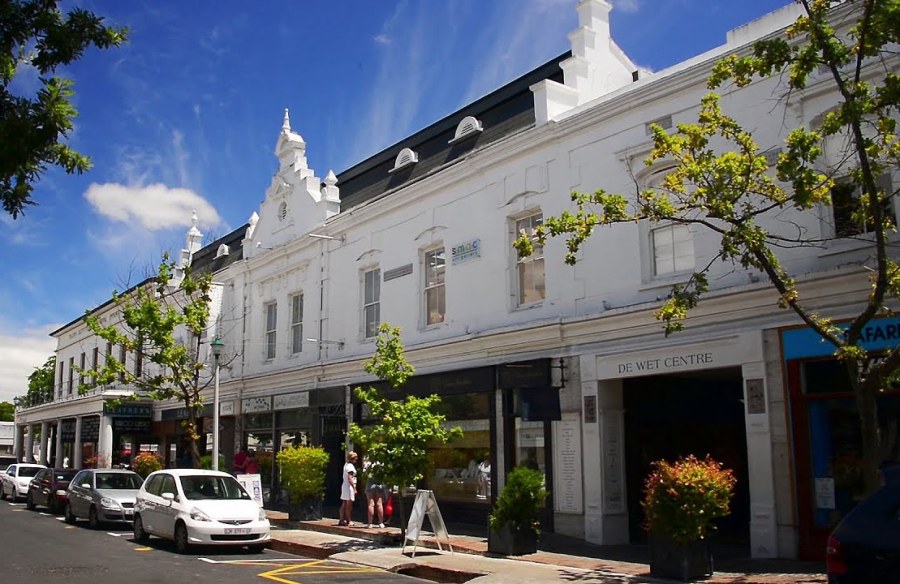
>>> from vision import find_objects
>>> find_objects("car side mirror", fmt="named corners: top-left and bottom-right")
top-left (162, 492), bottom-right (176, 502)
top-left (81, 483), bottom-right (91, 489)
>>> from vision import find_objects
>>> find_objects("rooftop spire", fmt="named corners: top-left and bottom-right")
top-left (282, 108), bottom-right (291, 132)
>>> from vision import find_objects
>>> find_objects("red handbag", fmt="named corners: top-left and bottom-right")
top-left (384, 493), bottom-right (394, 518)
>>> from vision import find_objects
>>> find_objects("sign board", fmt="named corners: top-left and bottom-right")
top-left (403, 489), bottom-right (453, 557)
top-left (236, 474), bottom-right (264, 508)
top-left (450, 239), bottom-right (480, 265)
top-left (274, 391), bottom-right (310, 410)
top-left (242, 396), bottom-right (271, 414)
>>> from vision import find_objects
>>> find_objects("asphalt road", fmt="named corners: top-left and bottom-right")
top-left (0, 498), bottom-right (428, 584)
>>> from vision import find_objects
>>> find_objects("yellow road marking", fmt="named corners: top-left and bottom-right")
top-left (134, 547), bottom-right (153, 552)
top-left (258, 559), bottom-right (381, 583)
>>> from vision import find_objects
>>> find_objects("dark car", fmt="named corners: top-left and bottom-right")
top-left (826, 466), bottom-right (900, 583)
top-left (27, 468), bottom-right (78, 514)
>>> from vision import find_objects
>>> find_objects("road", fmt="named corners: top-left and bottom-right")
top-left (0, 498), bottom-right (428, 584)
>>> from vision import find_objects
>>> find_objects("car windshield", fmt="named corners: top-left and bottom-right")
top-left (95, 472), bottom-right (143, 490)
top-left (179, 475), bottom-right (252, 501)
top-left (18, 467), bottom-right (43, 478)
top-left (54, 470), bottom-right (78, 481)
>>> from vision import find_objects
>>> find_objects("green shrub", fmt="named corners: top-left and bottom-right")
top-left (642, 454), bottom-right (736, 545)
top-left (277, 445), bottom-right (330, 504)
top-left (489, 466), bottom-right (548, 534)
top-left (199, 453), bottom-right (225, 470)
top-left (131, 451), bottom-right (164, 478)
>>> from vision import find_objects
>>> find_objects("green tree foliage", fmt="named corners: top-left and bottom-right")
top-left (82, 255), bottom-right (215, 468)
top-left (23, 354), bottom-right (55, 407)
top-left (0, 401), bottom-right (13, 421)
top-left (514, 1), bottom-right (900, 494)
top-left (348, 323), bottom-right (463, 538)
top-left (1, 0), bottom-right (127, 218)
top-left (277, 445), bottom-right (331, 504)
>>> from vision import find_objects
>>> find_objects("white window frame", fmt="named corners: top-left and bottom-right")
top-left (514, 212), bottom-right (545, 306)
top-left (265, 301), bottom-right (277, 360)
top-left (423, 247), bottom-right (446, 326)
top-left (362, 267), bottom-right (381, 338)
top-left (290, 293), bottom-right (303, 355)
top-left (650, 222), bottom-right (694, 277)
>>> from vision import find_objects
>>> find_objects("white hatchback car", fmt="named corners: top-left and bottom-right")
top-left (1, 463), bottom-right (47, 501)
top-left (133, 469), bottom-right (269, 553)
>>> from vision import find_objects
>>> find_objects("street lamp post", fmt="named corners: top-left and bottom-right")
top-left (210, 337), bottom-right (224, 472)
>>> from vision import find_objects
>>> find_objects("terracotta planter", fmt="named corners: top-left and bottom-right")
top-left (487, 523), bottom-right (537, 556)
top-left (649, 534), bottom-right (713, 581)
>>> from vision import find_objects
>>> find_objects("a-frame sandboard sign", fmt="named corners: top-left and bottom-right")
top-left (402, 489), bottom-right (453, 557)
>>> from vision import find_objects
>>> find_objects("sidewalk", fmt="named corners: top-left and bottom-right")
top-left (264, 512), bottom-right (827, 584)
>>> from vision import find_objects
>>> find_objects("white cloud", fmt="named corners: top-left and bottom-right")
top-left (0, 324), bottom-right (57, 404)
top-left (374, 34), bottom-right (391, 45)
top-left (84, 182), bottom-right (221, 230)
top-left (612, 0), bottom-right (640, 13)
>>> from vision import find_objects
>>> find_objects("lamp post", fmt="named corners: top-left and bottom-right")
top-left (210, 337), bottom-right (224, 471)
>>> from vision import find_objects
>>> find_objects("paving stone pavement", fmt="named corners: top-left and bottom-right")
top-left (265, 512), bottom-right (827, 584)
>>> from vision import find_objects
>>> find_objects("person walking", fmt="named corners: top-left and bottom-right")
top-left (363, 457), bottom-right (385, 528)
top-left (339, 451), bottom-right (358, 526)
top-left (244, 449), bottom-right (260, 474)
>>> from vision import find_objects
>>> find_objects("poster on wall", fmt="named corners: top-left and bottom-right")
top-left (236, 474), bottom-right (264, 508)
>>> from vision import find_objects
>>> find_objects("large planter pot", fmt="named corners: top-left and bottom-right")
top-left (649, 534), bottom-right (713, 582)
top-left (487, 524), bottom-right (537, 556)
top-left (288, 497), bottom-right (323, 521)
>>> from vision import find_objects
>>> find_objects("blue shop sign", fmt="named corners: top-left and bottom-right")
top-left (781, 315), bottom-right (900, 361)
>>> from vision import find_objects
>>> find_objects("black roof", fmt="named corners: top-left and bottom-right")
top-left (336, 51), bottom-right (569, 210)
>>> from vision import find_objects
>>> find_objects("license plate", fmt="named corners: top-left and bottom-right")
top-left (224, 528), bottom-right (251, 535)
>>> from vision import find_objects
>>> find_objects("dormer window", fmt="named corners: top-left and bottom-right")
top-left (449, 116), bottom-right (483, 144)
top-left (215, 244), bottom-right (229, 258)
top-left (390, 147), bottom-right (418, 173)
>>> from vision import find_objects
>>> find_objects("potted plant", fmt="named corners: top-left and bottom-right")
top-left (487, 466), bottom-right (548, 555)
top-left (131, 451), bottom-right (164, 478)
top-left (642, 454), bottom-right (736, 581)
top-left (199, 453), bottom-right (225, 470)
top-left (276, 445), bottom-right (330, 521)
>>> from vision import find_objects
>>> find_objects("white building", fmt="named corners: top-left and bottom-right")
top-left (16, 1), bottom-right (898, 561)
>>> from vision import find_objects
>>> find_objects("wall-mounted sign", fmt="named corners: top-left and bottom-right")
top-left (103, 402), bottom-right (152, 418)
top-left (274, 391), bottom-right (310, 410)
top-left (745, 378), bottom-right (766, 415)
top-left (242, 396), bottom-right (271, 414)
top-left (451, 239), bottom-right (480, 265)
top-left (384, 263), bottom-right (413, 282)
top-left (220, 400), bottom-right (235, 416)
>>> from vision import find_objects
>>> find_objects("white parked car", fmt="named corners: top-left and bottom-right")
top-left (1, 463), bottom-right (47, 501)
top-left (133, 469), bottom-right (269, 553)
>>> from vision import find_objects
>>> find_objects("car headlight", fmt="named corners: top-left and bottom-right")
top-left (258, 507), bottom-right (267, 521)
top-left (189, 507), bottom-right (212, 522)
top-left (100, 497), bottom-right (122, 509)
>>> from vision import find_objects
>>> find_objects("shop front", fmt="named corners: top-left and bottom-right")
top-left (782, 316), bottom-right (900, 559)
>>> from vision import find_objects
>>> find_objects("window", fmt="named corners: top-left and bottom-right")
top-left (290, 294), bottom-right (303, 354)
top-left (363, 268), bottom-right (381, 338)
top-left (118, 344), bottom-right (126, 383)
top-left (651, 223), bottom-right (694, 276)
top-left (79, 352), bottom-right (85, 388)
top-left (832, 174), bottom-right (894, 237)
top-left (58, 360), bottom-right (64, 398)
top-left (265, 302), bottom-right (277, 360)
top-left (515, 214), bottom-right (545, 305)
top-left (68, 357), bottom-right (74, 395)
top-left (91, 347), bottom-right (99, 386)
top-left (424, 248), bottom-right (445, 325)
top-left (134, 337), bottom-right (143, 378)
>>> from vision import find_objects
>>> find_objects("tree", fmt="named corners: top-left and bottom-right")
top-left (0, 401), bottom-right (13, 421)
top-left (515, 1), bottom-right (900, 495)
top-left (82, 254), bottom-right (216, 468)
top-left (24, 354), bottom-right (55, 407)
top-left (1, 1), bottom-right (127, 218)
top-left (348, 323), bottom-right (463, 538)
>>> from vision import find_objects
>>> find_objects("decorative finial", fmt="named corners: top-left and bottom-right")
top-left (324, 170), bottom-right (337, 186)
top-left (282, 108), bottom-right (291, 132)
top-left (191, 210), bottom-right (198, 227)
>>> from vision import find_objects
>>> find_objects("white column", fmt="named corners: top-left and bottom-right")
top-left (743, 362), bottom-right (778, 558)
top-left (13, 424), bottom-right (23, 462)
top-left (40, 421), bottom-right (49, 465)
top-left (494, 389), bottom-right (506, 493)
top-left (54, 420), bottom-right (64, 468)
top-left (73, 417), bottom-right (83, 469)
top-left (25, 425), bottom-right (34, 462)
top-left (98, 414), bottom-right (114, 468)
top-left (580, 354), bottom-right (603, 544)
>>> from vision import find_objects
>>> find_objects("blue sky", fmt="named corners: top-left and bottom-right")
top-left (0, 0), bottom-right (792, 402)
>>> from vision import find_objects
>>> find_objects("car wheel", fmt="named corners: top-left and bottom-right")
top-left (88, 505), bottom-right (101, 529)
top-left (133, 515), bottom-right (150, 544)
top-left (174, 522), bottom-right (190, 554)
top-left (25, 492), bottom-right (35, 511)
top-left (64, 502), bottom-right (76, 524)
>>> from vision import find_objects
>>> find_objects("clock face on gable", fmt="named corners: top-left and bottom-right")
top-left (278, 201), bottom-right (288, 222)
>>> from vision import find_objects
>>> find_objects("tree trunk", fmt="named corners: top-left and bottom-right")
top-left (856, 376), bottom-right (883, 496)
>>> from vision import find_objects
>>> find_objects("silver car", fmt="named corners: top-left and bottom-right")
top-left (64, 469), bottom-right (143, 528)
